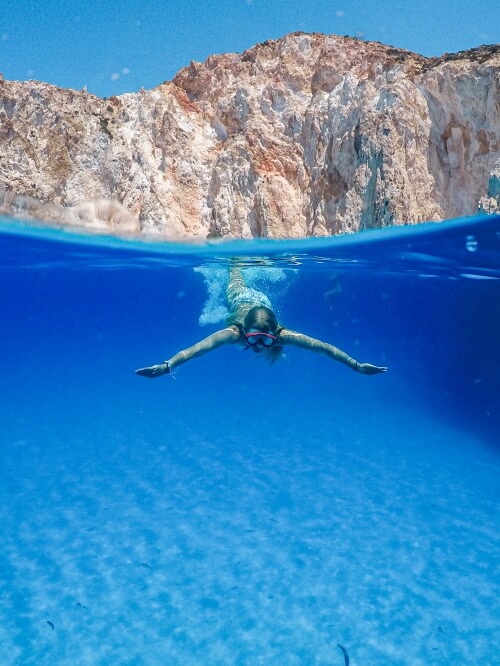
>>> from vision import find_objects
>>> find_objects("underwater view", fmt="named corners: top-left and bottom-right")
top-left (0, 214), bottom-right (499, 665)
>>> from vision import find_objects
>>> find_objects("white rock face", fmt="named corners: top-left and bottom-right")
top-left (0, 34), bottom-right (498, 238)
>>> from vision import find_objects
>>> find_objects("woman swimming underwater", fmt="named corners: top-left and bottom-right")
top-left (135, 266), bottom-right (387, 378)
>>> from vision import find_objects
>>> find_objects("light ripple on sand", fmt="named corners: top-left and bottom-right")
top-left (0, 408), bottom-right (498, 664)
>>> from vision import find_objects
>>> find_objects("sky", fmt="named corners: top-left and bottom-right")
top-left (0, 0), bottom-right (498, 98)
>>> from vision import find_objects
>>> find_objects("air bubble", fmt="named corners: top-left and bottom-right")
top-left (465, 235), bottom-right (478, 252)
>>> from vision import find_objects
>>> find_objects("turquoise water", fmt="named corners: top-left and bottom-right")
top-left (0, 215), bottom-right (499, 665)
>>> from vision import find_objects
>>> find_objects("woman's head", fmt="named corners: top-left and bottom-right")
top-left (244, 306), bottom-right (279, 335)
top-left (243, 306), bottom-right (283, 361)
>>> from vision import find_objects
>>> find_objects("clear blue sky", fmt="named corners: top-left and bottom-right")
top-left (0, 1), bottom-right (498, 98)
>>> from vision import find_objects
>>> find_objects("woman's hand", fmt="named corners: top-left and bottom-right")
top-left (135, 362), bottom-right (170, 378)
top-left (357, 363), bottom-right (387, 375)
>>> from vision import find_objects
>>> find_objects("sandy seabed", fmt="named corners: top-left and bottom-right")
top-left (0, 400), bottom-right (498, 666)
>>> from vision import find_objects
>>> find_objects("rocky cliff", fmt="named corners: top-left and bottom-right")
top-left (1, 33), bottom-right (499, 238)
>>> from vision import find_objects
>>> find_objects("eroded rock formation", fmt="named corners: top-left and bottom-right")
top-left (0, 33), bottom-right (499, 238)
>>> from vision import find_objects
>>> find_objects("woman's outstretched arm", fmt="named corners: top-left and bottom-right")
top-left (135, 326), bottom-right (240, 378)
top-left (278, 329), bottom-right (387, 375)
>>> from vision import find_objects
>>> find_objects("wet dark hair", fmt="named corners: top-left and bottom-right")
top-left (243, 306), bottom-right (279, 334)
top-left (243, 306), bottom-right (283, 363)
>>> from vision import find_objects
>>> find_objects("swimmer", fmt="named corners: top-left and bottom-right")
top-left (135, 266), bottom-right (387, 378)
top-left (324, 274), bottom-right (342, 310)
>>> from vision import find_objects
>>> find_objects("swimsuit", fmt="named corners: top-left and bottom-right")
top-left (226, 267), bottom-right (274, 328)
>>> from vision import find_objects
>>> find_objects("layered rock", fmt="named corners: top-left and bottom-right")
top-left (0, 34), bottom-right (498, 238)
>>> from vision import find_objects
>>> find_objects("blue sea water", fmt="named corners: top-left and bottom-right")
top-left (0, 214), bottom-right (499, 665)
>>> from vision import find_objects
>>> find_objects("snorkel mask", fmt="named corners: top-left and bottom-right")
top-left (245, 328), bottom-right (277, 347)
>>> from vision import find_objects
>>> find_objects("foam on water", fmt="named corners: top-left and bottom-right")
top-left (194, 264), bottom-right (293, 326)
